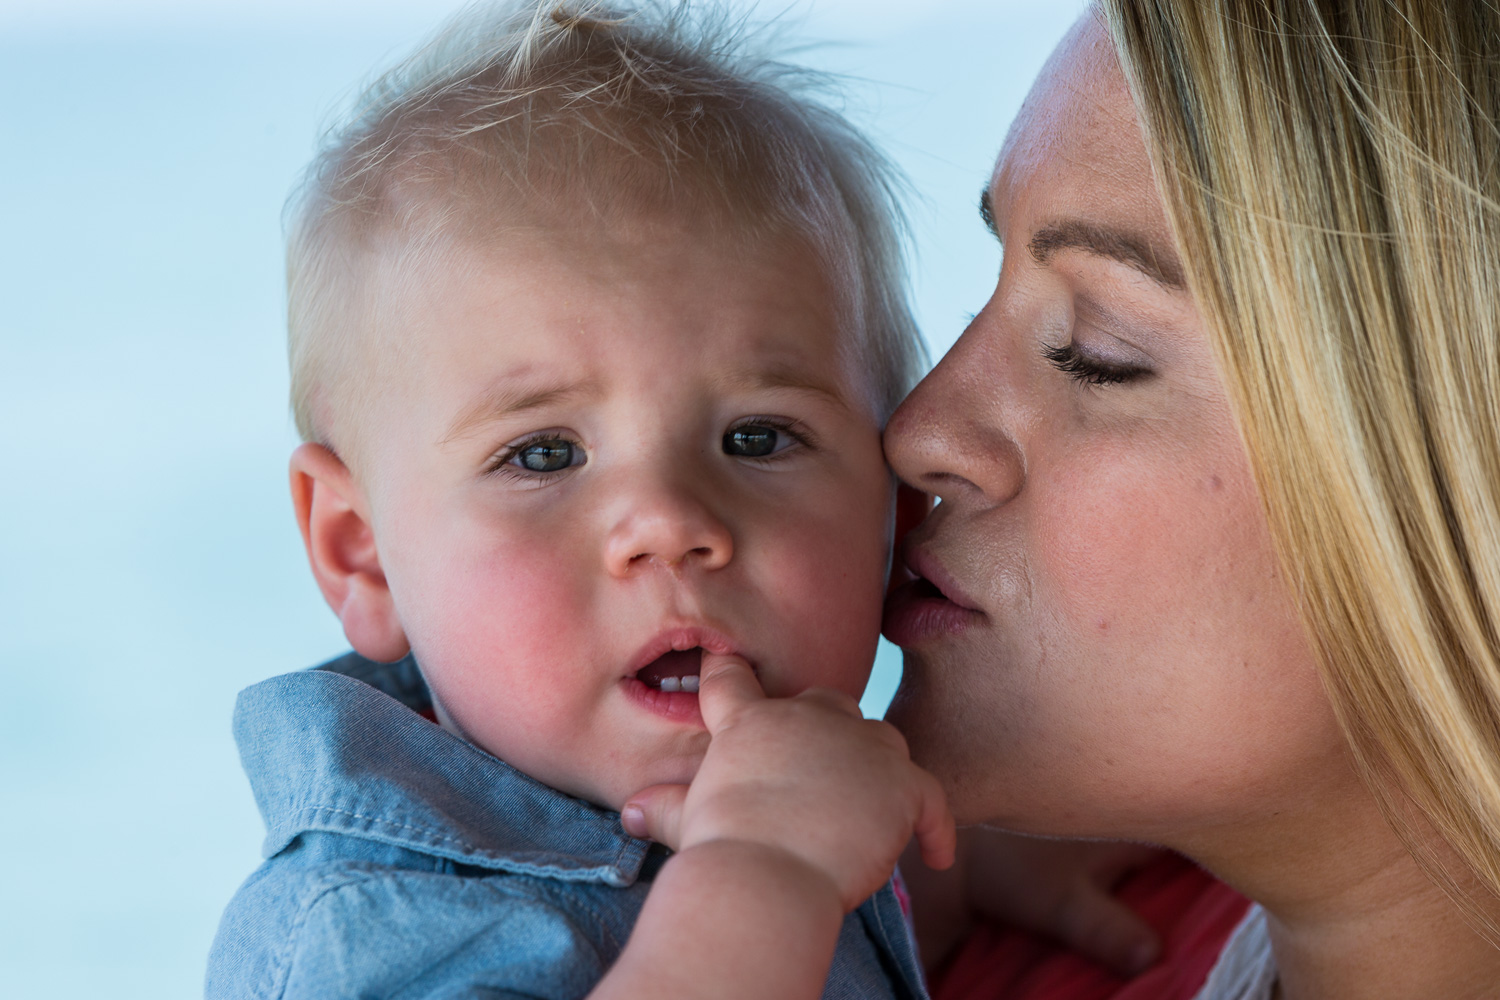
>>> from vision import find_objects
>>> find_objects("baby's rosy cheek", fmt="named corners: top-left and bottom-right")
top-left (761, 520), bottom-right (887, 694)
top-left (416, 536), bottom-right (591, 672)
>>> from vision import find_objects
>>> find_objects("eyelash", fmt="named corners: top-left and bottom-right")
top-left (726, 416), bottom-right (817, 461)
top-left (1042, 344), bottom-right (1152, 386)
top-left (484, 416), bottom-right (815, 482)
top-left (486, 431), bottom-right (584, 483)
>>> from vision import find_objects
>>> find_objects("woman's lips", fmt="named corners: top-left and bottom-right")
top-left (882, 549), bottom-right (983, 647)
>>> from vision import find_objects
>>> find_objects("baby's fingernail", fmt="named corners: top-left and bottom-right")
top-left (621, 804), bottom-right (647, 839)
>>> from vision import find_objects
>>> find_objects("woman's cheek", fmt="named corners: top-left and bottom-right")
top-left (1036, 429), bottom-right (1253, 635)
top-left (1028, 437), bottom-right (1329, 783)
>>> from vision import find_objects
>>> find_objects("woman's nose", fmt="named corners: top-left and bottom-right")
top-left (884, 325), bottom-right (1026, 508)
top-left (604, 480), bottom-right (735, 577)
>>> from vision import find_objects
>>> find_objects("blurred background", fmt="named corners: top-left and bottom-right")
top-left (0, 0), bottom-right (1080, 995)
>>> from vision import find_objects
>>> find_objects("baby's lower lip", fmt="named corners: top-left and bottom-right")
top-left (621, 676), bottom-right (705, 726)
top-left (635, 646), bottom-right (704, 690)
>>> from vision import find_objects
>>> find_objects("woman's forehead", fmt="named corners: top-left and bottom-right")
top-left (989, 14), bottom-right (1167, 247)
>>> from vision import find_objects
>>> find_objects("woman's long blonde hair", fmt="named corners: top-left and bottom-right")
top-left (1097, 0), bottom-right (1500, 930)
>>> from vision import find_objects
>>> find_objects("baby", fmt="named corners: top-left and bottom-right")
top-left (207, 2), bottom-right (952, 998)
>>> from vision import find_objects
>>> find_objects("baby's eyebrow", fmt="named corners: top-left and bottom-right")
top-left (441, 377), bottom-right (602, 445)
top-left (711, 366), bottom-right (849, 409)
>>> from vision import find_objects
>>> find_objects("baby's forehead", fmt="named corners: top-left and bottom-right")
top-left (308, 176), bottom-right (892, 467)
top-left (286, 2), bottom-right (923, 455)
top-left (378, 206), bottom-right (873, 404)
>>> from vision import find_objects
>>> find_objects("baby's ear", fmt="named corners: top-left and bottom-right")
top-left (289, 443), bottom-right (411, 663)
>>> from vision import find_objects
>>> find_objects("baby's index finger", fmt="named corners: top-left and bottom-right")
top-left (697, 653), bottom-right (765, 732)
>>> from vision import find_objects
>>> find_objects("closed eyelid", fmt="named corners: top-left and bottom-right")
top-left (1043, 342), bottom-right (1154, 386)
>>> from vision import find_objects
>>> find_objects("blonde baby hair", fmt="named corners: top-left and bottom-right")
top-left (284, 0), bottom-right (925, 461)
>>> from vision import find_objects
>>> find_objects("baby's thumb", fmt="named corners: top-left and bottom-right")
top-left (697, 653), bottom-right (765, 732)
top-left (620, 784), bottom-right (690, 849)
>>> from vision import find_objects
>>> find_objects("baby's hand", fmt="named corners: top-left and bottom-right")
top-left (621, 654), bottom-right (955, 911)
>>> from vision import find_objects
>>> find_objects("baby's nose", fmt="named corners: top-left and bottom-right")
top-left (603, 487), bottom-right (734, 577)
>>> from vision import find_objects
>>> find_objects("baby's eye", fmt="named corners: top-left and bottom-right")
top-left (507, 438), bottom-right (585, 474)
top-left (723, 420), bottom-right (805, 459)
top-left (724, 425), bottom-right (779, 457)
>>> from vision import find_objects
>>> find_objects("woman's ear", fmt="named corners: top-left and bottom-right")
top-left (289, 442), bottom-right (411, 663)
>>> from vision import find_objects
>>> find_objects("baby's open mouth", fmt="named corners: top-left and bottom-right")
top-left (635, 647), bottom-right (703, 693)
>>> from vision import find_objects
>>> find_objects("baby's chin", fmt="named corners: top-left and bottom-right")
top-left (597, 753), bottom-right (707, 813)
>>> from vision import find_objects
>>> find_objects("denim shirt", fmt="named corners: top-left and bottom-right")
top-left (207, 653), bottom-right (927, 1000)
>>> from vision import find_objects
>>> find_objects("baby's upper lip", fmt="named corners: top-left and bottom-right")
top-left (901, 545), bottom-right (983, 613)
top-left (626, 625), bottom-right (742, 677)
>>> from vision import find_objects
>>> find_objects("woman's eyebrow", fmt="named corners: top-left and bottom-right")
top-left (978, 186), bottom-right (1185, 291)
top-left (980, 186), bottom-right (1001, 239)
top-left (1027, 218), bottom-right (1186, 290)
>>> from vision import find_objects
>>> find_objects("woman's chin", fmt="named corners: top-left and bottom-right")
top-left (885, 672), bottom-right (1001, 820)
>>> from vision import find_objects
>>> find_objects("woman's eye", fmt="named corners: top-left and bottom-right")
top-left (508, 439), bottom-right (583, 473)
top-left (724, 425), bottom-right (780, 457)
top-left (1042, 343), bottom-right (1153, 386)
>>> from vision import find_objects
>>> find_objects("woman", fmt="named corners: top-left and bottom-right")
top-left (882, 1), bottom-right (1500, 997)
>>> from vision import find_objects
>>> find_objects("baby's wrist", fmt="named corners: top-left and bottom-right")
top-left (602, 839), bottom-right (848, 999)
top-left (669, 838), bottom-right (848, 916)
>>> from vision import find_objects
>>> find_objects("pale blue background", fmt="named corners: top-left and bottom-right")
top-left (0, 1), bottom-right (1080, 995)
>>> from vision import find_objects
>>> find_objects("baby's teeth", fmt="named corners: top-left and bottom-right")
top-left (680, 675), bottom-right (700, 693)
top-left (659, 676), bottom-right (681, 693)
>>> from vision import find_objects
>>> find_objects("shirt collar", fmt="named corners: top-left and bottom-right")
top-left (233, 655), bottom-right (654, 888)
